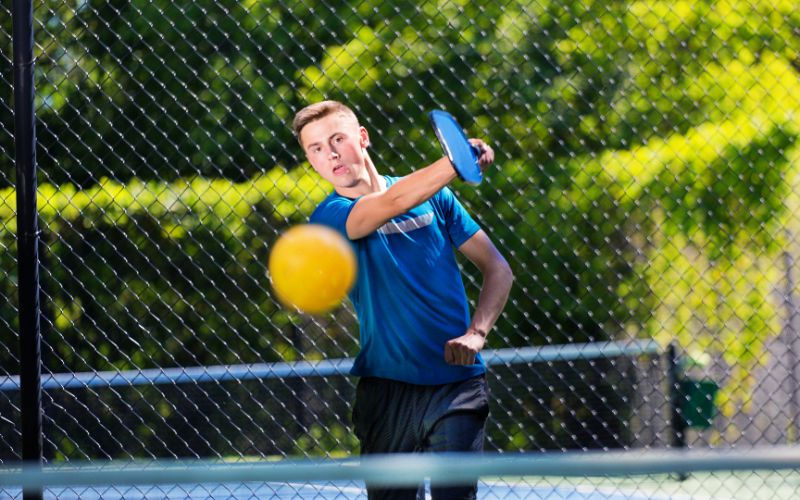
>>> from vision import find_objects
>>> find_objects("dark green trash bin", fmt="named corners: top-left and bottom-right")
top-left (679, 378), bottom-right (718, 429)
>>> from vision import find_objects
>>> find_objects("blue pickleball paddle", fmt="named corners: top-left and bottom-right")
top-left (429, 110), bottom-right (483, 185)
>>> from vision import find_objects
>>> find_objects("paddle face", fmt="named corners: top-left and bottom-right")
top-left (429, 110), bottom-right (483, 185)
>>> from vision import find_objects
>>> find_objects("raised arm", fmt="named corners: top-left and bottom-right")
top-left (346, 139), bottom-right (494, 240)
top-left (346, 157), bottom-right (455, 239)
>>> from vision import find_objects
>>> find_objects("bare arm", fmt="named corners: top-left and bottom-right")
top-left (346, 140), bottom-right (494, 240)
top-left (444, 230), bottom-right (514, 365)
top-left (346, 157), bottom-right (455, 239)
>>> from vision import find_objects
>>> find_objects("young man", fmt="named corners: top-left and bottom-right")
top-left (293, 101), bottom-right (513, 499)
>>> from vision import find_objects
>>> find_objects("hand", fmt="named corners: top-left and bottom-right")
top-left (444, 328), bottom-right (487, 365)
top-left (468, 139), bottom-right (495, 170)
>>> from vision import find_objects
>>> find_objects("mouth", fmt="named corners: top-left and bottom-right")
top-left (332, 165), bottom-right (347, 175)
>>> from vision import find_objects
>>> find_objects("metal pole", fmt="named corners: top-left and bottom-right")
top-left (666, 343), bottom-right (687, 481)
top-left (782, 230), bottom-right (800, 442)
top-left (12, 1), bottom-right (44, 499)
top-left (667, 343), bottom-right (685, 448)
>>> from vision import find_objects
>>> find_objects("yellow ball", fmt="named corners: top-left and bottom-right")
top-left (268, 224), bottom-right (357, 314)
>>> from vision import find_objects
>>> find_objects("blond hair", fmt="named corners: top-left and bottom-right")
top-left (292, 101), bottom-right (358, 145)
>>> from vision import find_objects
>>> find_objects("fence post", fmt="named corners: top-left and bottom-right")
top-left (12, 0), bottom-right (43, 498)
top-left (667, 343), bottom-right (688, 481)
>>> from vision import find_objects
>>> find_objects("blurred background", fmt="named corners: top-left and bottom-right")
top-left (1, 0), bottom-right (799, 470)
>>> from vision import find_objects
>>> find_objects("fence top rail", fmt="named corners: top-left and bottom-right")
top-left (0, 339), bottom-right (660, 391)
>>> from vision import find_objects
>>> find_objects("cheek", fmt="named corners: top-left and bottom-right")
top-left (306, 154), bottom-right (328, 172)
top-left (344, 143), bottom-right (364, 159)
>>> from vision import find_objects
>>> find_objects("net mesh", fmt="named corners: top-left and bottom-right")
top-left (0, 341), bottom-right (662, 459)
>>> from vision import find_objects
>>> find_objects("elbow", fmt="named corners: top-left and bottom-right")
top-left (345, 194), bottom-right (407, 240)
top-left (501, 259), bottom-right (515, 289)
top-left (386, 190), bottom-right (415, 214)
top-left (493, 256), bottom-right (514, 290)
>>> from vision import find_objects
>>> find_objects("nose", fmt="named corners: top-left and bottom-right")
top-left (329, 149), bottom-right (340, 159)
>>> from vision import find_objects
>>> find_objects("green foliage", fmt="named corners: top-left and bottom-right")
top-left (0, 165), bottom-right (347, 372)
top-left (2, 0), bottom-right (799, 456)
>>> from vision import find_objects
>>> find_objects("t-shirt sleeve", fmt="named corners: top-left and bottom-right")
top-left (309, 196), bottom-right (357, 239)
top-left (436, 187), bottom-right (480, 248)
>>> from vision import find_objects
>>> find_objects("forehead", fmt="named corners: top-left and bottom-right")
top-left (300, 112), bottom-right (359, 146)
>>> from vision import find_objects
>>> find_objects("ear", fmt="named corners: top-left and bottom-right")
top-left (359, 126), bottom-right (370, 150)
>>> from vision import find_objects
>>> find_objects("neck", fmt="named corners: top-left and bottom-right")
top-left (335, 152), bottom-right (386, 198)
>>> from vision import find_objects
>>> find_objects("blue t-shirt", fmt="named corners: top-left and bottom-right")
top-left (310, 176), bottom-right (486, 385)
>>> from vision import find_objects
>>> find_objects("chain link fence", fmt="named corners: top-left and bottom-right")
top-left (2, 0), bottom-right (800, 495)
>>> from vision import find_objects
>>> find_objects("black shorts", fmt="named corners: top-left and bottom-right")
top-left (352, 375), bottom-right (490, 499)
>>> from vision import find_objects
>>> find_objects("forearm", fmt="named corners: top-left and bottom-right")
top-left (386, 157), bottom-right (456, 213)
top-left (444, 260), bottom-right (512, 365)
top-left (468, 261), bottom-right (514, 338)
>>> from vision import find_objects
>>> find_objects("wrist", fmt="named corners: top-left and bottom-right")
top-left (434, 156), bottom-right (459, 182)
top-left (469, 327), bottom-right (488, 338)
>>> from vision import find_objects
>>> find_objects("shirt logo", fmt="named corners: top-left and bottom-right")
top-left (377, 213), bottom-right (434, 235)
